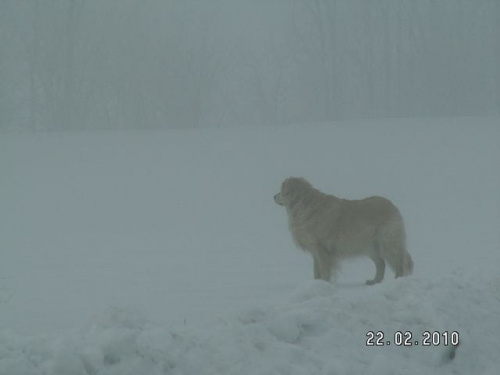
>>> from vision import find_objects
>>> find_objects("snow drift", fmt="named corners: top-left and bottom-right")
top-left (1, 272), bottom-right (499, 375)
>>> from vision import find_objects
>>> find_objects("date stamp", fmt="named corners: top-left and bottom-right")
top-left (366, 331), bottom-right (459, 347)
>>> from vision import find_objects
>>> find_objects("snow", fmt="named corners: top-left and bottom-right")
top-left (1, 117), bottom-right (499, 374)
top-left (1, 274), bottom-right (499, 374)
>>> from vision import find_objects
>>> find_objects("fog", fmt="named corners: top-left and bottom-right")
top-left (1, 0), bottom-right (499, 132)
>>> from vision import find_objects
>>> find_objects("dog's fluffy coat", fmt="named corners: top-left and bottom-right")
top-left (274, 177), bottom-right (413, 284)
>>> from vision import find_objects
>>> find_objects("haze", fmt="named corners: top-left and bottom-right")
top-left (1, 0), bottom-right (498, 132)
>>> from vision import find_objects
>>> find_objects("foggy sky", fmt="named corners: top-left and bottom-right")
top-left (1, 0), bottom-right (499, 132)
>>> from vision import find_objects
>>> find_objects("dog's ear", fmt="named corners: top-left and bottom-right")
top-left (282, 177), bottom-right (301, 198)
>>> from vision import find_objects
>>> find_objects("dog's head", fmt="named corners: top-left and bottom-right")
top-left (274, 177), bottom-right (311, 206)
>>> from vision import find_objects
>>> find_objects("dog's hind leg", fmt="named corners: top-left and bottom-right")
top-left (366, 245), bottom-right (385, 285)
top-left (313, 254), bottom-right (321, 279)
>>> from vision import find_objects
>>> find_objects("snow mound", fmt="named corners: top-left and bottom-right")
top-left (1, 271), bottom-right (499, 375)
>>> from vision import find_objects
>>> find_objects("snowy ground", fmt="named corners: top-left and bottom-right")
top-left (1, 118), bottom-right (499, 374)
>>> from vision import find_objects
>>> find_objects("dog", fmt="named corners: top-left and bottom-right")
top-left (274, 177), bottom-right (413, 284)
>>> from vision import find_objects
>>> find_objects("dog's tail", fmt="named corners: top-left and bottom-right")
top-left (378, 220), bottom-right (413, 277)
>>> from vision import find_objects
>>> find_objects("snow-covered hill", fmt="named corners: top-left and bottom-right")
top-left (1, 118), bottom-right (499, 374)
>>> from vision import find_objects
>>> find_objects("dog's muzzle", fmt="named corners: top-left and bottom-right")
top-left (274, 193), bottom-right (285, 205)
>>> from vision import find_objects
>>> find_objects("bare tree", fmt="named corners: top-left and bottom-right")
top-left (61, 0), bottom-right (85, 129)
